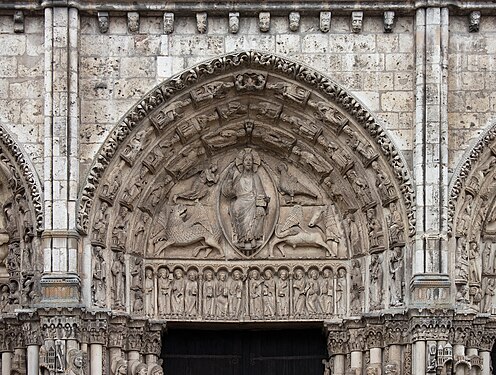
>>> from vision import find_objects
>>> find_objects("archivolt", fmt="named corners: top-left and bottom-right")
top-left (0, 125), bottom-right (43, 233)
top-left (77, 51), bottom-right (415, 237)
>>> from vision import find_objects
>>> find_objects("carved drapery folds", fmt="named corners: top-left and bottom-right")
top-left (0, 126), bottom-right (43, 313)
top-left (451, 123), bottom-right (496, 313)
top-left (80, 51), bottom-right (413, 320)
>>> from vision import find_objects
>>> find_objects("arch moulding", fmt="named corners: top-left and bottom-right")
top-left (79, 51), bottom-right (416, 323)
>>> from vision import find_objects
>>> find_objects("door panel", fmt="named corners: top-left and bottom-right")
top-left (162, 328), bottom-right (326, 375)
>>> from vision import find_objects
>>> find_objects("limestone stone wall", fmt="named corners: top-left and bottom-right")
top-left (79, 14), bottom-right (416, 181)
top-left (0, 15), bottom-right (45, 180)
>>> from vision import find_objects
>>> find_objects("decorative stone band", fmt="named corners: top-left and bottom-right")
top-left (77, 51), bottom-right (415, 237)
top-left (0, 125), bottom-right (43, 233)
top-left (448, 122), bottom-right (496, 235)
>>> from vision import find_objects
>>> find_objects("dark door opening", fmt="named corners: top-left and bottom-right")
top-left (162, 328), bottom-right (327, 375)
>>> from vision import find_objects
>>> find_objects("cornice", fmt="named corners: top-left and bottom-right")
top-left (0, 1), bottom-right (495, 15)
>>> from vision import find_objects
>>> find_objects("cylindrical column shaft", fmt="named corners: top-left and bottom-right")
top-left (481, 350), bottom-right (491, 375)
top-left (350, 351), bottom-right (362, 372)
top-left (454, 344), bottom-right (465, 375)
top-left (27, 345), bottom-right (39, 375)
top-left (413, 341), bottom-right (426, 374)
top-left (333, 354), bottom-right (345, 375)
top-left (1, 352), bottom-right (12, 375)
top-left (90, 344), bottom-right (103, 375)
top-left (388, 344), bottom-right (401, 365)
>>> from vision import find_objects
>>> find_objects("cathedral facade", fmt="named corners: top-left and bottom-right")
top-left (0, 0), bottom-right (495, 374)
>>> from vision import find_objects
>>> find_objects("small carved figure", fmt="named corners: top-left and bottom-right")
top-left (270, 204), bottom-right (333, 258)
top-left (222, 149), bottom-right (269, 253)
top-left (288, 12), bottom-right (300, 31)
top-left (293, 268), bottom-right (307, 316)
top-left (133, 289), bottom-right (144, 314)
top-left (350, 260), bottom-right (364, 314)
top-left (483, 242), bottom-right (493, 273)
top-left (67, 349), bottom-right (87, 375)
top-left (455, 237), bottom-right (469, 281)
top-left (336, 268), bottom-right (346, 315)
top-left (157, 267), bottom-right (171, 316)
top-left (130, 257), bottom-right (143, 292)
top-left (173, 162), bottom-right (219, 203)
top-left (319, 268), bottom-right (333, 315)
top-left (344, 127), bottom-right (377, 165)
top-left (262, 269), bottom-right (276, 317)
top-left (153, 203), bottom-right (223, 258)
top-left (203, 269), bottom-right (216, 317)
top-left (171, 268), bottom-right (185, 315)
top-left (111, 359), bottom-right (127, 375)
top-left (102, 170), bottom-right (121, 202)
top-left (367, 208), bottom-right (385, 250)
top-left (351, 11), bottom-right (363, 33)
top-left (229, 269), bottom-right (244, 318)
top-left (369, 254), bottom-right (383, 310)
top-left (383, 11), bottom-right (395, 33)
top-left (276, 268), bottom-right (290, 317)
top-left (97, 12), bottom-right (109, 33)
top-left (121, 129), bottom-right (148, 164)
top-left (216, 270), bottom-right (229, 318)
top-left (185, 269), bottom-right (198, 317)
top-left (346, 169), bottom-right (373, 207)
top-left (276, 163), bottom-right (317, 203)
top-left (259, 12), bottom-right (270, 32)
top-left (92, 246), bottom-right (107, 307)
top-left (457, 194), bottom-right (473, 237)
top-left (482, 278), bottom-right (495, 313)
top-left (112, 206), bottom-right (130, 250)
top-left (0, 284), bottom-right (9, 311)
top-left (163, 12), bottom-right (174, 34)
top-left (133, 363), bottom-right (148, 375)
top-left (469, 241), bottom-right (482, 283)
top-left (127, 12), bottom-right (139, 33)
top-left (196, 12), bottom-right (207, 34)
top-left (111, 252), bottom-right (125, 309)
top-left (469, 11), bottom-right (481, 32)
top-left (292, 144), bottom-right (332, 176)
top-left (229, 12), bottom-right (239, 34)
top-left (387, 201), bottom-right (405, 246)
top-left (320, 12), bottom-right (331, 33)
top-left (249, 269), bottom-right (263, 318)
top-left (343, 211), bottom-right (361, 256)
top-left (389, 247), bottom-right (404, 307)
top-left (144, 268), bottom-right (154, 316)
top-left (149, 364), bottom-right (164, 375)
top-left (306, 269), bottom-right (322, 315)
top-left (371, 161), bottom-right (397, 204)
top-left (93, 202), bottom-right (110, 243)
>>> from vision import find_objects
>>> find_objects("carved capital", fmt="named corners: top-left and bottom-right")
top-left (108, 323), bottom-right (126, 348)
top-left (41, 316), bottom-right (80, 341)
top-left (85, 319), bottom-right (108, 345)
top-left (326, 328), bottom-right (348, 355)
top-left (348, 328), bottom-right (365, 352)
top-left (143, 330), bottom-right (162, 356)
top-left (383, 320), bottom-right (408, 346)
top-left (126, 323), bottom-right (146, 352)
top-left (365, 326), bottom-right (384, 348)
top-left (410, 316), bottom-right (451, 342)
top-left (22, 322), bottom-right (42, 346)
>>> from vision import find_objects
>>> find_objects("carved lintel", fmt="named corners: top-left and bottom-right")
top-left (351, 11), bottom-right (363, 34)
top-left (383, 11), bottom-right (395, 33)
top-left (196, 12), bottom-right (208, 34)
top-left (127, 12), bottom-right (140, 33)
top-left (469, 11), bottom-right (481, 33)
top-left (320, 11), bottom-right (331, 33)
top-left (259, 12), bottom-right (270, 32)
top-left (97, 12), bottom-right (109, 33)
top-left (163, 12), bottom-right (174, 34)
top-left (13, 11), bottom-right (24, 33)
top-left (288, 12), bottom-right (300, 32)
top-left (229, 12), bottom-right (239, 34)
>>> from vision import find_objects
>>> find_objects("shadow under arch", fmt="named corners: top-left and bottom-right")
top-left (79, 50), bottom-right (416, 319)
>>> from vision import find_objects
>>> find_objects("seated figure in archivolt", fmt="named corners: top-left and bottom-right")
top-left (222, 148), bottom-right (270, 251)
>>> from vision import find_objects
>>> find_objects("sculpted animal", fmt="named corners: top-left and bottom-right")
top-left (276, 163), bottom-right (317, 203)
top-left (152, 203), bottom-right (223, 258)
top-left (268, 205), bottom-right (334, 258)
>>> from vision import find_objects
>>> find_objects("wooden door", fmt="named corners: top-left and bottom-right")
top-left (162, 328), bottom-right (326, 375)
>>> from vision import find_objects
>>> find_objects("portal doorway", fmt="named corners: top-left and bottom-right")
top-left (162, 327), bottom-right (327, 375)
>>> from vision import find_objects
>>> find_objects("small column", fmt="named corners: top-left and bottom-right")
top-left (480, 350), bottom-right (491, 375)
top-left (412, 341), bottom-right (426, 374)
top-left (26, 345), bottom-right (39, 375)
top-left (1, 352), bottom-right (12, 375)
top-left (350, 351), bottom-right (362, 373)
top-left (388, 344), bottom-right (401, 366)
top-left (90, 344), bottom-right (103, 375)
top-left (453, 343), bottom-right (465, 375)
top-left (365, 327), bottom-right (383, 374)
top-left (348, 328), bottom-right (365, 374)
top-left (369, 347), bottom-right (382, 370)
top-left (333, 354), bottom-right (345, 375)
